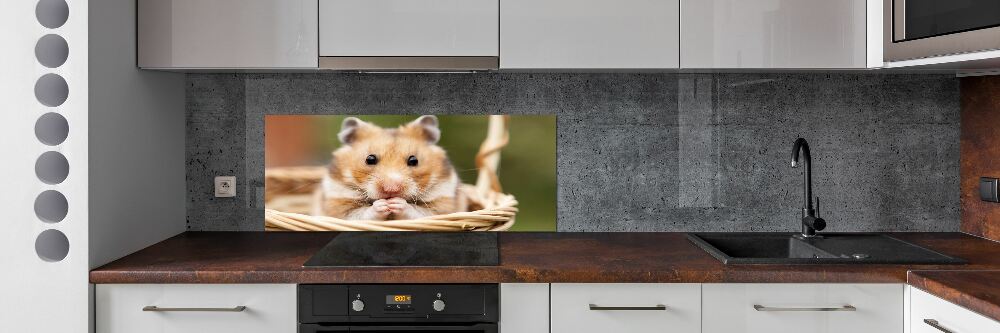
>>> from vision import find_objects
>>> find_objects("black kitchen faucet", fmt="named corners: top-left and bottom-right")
top-left (791, 138), bottom-right (826, 237)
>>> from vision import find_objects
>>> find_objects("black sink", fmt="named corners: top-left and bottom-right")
top-left (687, 233), bottom-right (965, 265)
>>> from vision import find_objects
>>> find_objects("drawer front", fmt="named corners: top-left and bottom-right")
top-left (551, 283), bottom-right (701, 333)
top-left (96, 284), bottom-right (296, 333)
top-left (319, 0), bottom-right (499, 57)
top-left (703, 283), bottom-right (903, 333)
top-left (910, 287), bottom-right (1000, 333)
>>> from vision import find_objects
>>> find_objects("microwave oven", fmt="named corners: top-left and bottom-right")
top-left (884, 0), bottom-right (1000, 62)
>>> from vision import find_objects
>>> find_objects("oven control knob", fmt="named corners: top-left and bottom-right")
top-left (351, 299), bottom-right (365, 312)
top-left (432, 299), bottom-right (446, 312)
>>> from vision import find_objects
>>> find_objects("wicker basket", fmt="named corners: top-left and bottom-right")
top-left (263, 115), bottom-right (517, 231)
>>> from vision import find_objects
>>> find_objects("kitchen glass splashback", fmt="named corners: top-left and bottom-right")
top-left (264, 114), bottom-right (556, 232)
top-left (901, 0), bottom-right (1000, 41)
top-left (187, 73), bottom-right (959, 233)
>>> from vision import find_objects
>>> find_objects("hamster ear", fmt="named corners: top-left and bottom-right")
top-left (406, 115), bottom-right (441, 143)
top-left (338, 117), bottom-right (363, 144)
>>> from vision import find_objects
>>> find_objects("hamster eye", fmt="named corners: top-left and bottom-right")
top-left (365, 154), bottom-right (378, 165)
top-left (407, 155), bottom-right (418, 167)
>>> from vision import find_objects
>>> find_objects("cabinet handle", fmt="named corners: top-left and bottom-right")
top-left (588, 304), bottom-right (667, 311)
top-left (142, 306), bottom-right (247, 312)
top-left (923, 319), bottom-right (954, 333)
top-left (753, 305), bottom-right (856, 312)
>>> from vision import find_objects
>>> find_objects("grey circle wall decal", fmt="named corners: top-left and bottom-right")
top-left (34, 73), bottom-right (69, 107)
top-left (35, 34), bottom-right (69, 68)
top-left (36, 0), bottom-right (69, 29)
top-left (35, 112), bottom-right (69, 145)
top-left (34, 190), bottom-right (68, 223)
top-left (35, 229), bottom-right (69, 262)
top-left (35, 151), bottom-right (69, 184)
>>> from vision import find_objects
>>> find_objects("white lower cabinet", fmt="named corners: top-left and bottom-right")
top-left (910, 287), bottom-right (1000, 333)
top-left (551, 283), bottom-right (701, 333)
top-left (702, 283), bottom-right (904, 333)
top-left (500, 283), bottom-right (549, 333)
top-left (95, 284), bottom-right (296, 333)
top-left (96, 282), bottom-right (1000, 333)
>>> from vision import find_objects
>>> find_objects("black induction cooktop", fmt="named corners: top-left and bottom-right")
top-left (303, 232), bottom-right (500, 267)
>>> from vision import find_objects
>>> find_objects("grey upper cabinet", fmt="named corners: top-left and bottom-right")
top-left (317, 0), bottom-right (500, 70)
top-left (138, 0), bottom-right (318, 69)
top-left (501, 0), bottom-right (680, 69)
top-left (680, 0), bottom-right (879, 69)
top-left (134, 0), bottom-right (883, 70)
top-left (319, 0), bottom-right (499, 57)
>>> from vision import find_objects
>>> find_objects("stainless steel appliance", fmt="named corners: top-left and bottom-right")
top-left (299, 284), bottom-right (499, 332)
top-left (885, 0), bottom-right (1000, 61)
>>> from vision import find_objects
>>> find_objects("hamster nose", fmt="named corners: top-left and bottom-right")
top-left (380, 181), bottom-right (403, 197)
top-left (379, 173), bottom-right (406, 197)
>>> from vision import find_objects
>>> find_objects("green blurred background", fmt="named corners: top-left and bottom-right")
top-left (292, 115), bottom-right (557, 231)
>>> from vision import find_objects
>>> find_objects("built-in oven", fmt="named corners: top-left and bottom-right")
top-left (885, 0), bottom-right (1000, 61)
top-left (299, 284), bottom-right (498, 333)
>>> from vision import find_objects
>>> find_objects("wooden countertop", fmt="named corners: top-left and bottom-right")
top-left (89, 231), bottom-right (1000, 321)
top-left (90, 232), bottom-right (1000, 284)
top-left (908, 270), bottom-right (1000, 322)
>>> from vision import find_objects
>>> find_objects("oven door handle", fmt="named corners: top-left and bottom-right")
top-left (299, 326), bottom-right (349, 333)
top-left (300, 323), bottom-right (497, 332)
top-left (350, 324), bottom-right (496, 331)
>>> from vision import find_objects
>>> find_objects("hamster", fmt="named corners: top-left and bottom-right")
top-left (314, 115), bottom-right (464, 221)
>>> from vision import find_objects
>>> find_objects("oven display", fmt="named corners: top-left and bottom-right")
top-left (386, 295), bottom-right (412, 305)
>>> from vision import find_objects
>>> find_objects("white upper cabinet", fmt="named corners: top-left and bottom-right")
top-left (681, 0), bottom-right (877, 69)
top-left (138, 0), bottom-right (318, 69)
top-left (319, 0), bottom-right (499, 57)
top-left (500, 0), bottom-right (680, 69)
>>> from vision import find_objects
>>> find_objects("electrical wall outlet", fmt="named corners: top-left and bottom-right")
top-left (215, 176), bottom-right (236, 198)
top-left (980, 177), bottom-right (999, 202)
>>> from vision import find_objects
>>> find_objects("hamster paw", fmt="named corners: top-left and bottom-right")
top-left (386, 197), bottom-right (422, 219)
top-left (367, 199), bottom-right (393, 220)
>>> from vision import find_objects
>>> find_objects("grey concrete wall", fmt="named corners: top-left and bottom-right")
top-left (186, 73), bottom-right (960, 232)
